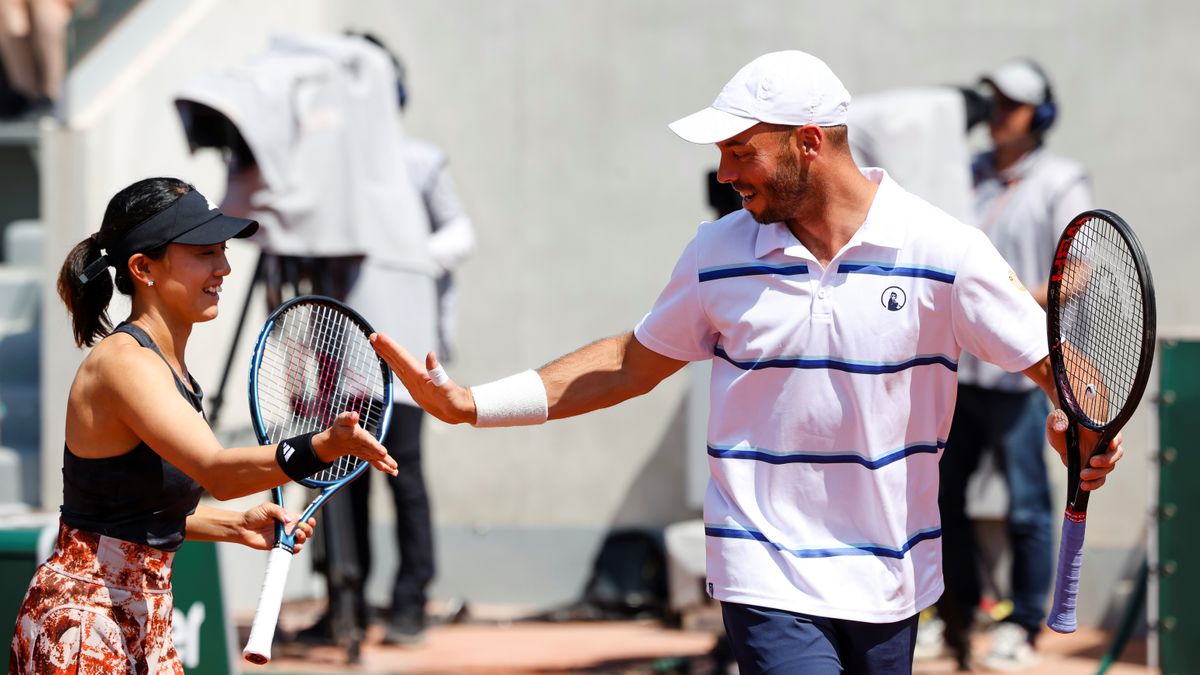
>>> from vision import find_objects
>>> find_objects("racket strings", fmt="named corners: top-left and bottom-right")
top-left (1056, 216), bottom-right (1146, 426)
top-left (257, 302), bottom-right (388, 483)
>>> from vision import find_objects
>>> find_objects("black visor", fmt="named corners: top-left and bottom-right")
top-left (109, 190), bottom-right (257, 259)
top-left (78, 190), bottom-right (258, 284)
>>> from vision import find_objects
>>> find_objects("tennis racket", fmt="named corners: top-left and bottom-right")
top-left (242, 295), bottom-right (393, 664)
top-left (1045, 210), bottom-right (1155, 633)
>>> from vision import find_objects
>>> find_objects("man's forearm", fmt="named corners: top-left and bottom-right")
top-left (1023, 355), bottom-right (1060, 405)
top-left (541, 332), bottom-right (686, 420)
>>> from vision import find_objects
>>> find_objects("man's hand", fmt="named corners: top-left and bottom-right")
top-left (370, 332), bottom-right (477, 425)
top-left (1045, 409), bottom-right (1124, 491)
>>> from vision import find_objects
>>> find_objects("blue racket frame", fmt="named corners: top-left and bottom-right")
top-left (247, 294), bottom-right (393, 551)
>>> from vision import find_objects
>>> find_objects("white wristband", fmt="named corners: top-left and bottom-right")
top-left (470, 370), bottom-right (549, 427)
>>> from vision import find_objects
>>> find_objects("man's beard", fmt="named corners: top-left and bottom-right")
top-left (749, 150), bottom-right (807, 225)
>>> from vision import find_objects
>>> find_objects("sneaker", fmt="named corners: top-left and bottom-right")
top-left (381, 608), bottom-right (427, 646)
top-left (981, 622), bottom-right (1038, 671)
top-left (913, 616), bottom-right (947, 660)
top-left (289, 611), bottom-right (334, 646)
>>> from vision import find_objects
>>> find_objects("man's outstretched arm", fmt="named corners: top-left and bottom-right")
top-left (371, 331), bottom-right (687, 426)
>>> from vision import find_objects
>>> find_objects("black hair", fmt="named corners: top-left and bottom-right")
top-left (57, 177), bottom-right (194, 347)
top-left (347, 30), bottom-right (407, 109)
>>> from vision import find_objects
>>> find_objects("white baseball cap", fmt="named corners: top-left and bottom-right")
top-left (982, 60), bottom-right (1050, 106)
top-left (669, 50), bottom-right (851, 145)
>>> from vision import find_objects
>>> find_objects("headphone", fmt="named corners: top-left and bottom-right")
top-left (1024, 60), bottom-right (1057, 134)
top-left (349, 31), bottom-right (408, 109)
top-left (395, 66), bottom-right (408, 110)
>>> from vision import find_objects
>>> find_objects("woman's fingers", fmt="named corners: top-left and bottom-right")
top-left (353, 426), bottom-right (396, 474)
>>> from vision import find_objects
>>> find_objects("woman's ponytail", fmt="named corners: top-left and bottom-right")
top-left (56, 234), bottom-right (114, 347)
top-left (56, 177), bottom-right (193, 348)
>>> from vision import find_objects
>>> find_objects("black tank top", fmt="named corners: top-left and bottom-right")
top-left (60, 323), bottom-right (206, 551)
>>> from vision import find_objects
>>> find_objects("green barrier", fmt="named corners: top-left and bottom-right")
top-left (1158, 339), bottom-right (1200, 674)
top-left (0, 527), bottom-right (41, 658)
top-left (172, 537), bottom-right (237, 674)
top-left (0, 524), bottom-right (234, 674)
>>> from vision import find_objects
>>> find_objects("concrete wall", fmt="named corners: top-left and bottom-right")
top-left (35, 0), bottom-right (1198, 623)
top-left (332, 0), bottom-right (1197, 621)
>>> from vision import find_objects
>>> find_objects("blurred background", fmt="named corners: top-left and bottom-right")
top-left (0, 0), bottom-right (1195, 672)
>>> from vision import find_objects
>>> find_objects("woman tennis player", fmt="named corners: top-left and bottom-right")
top-left (8, 177), bottom-right (397, 673)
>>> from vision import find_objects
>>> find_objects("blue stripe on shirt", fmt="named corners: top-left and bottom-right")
top-left (838, 261), bottom-right (956, 284)
top-left (704, 525), bottom-right (943, 560)
top-left (713, 345), bottom-right (958, 374)
top-left (698, 262), bottom-right (809, 282)
top-left (707, 440), bottom-right (944, 470)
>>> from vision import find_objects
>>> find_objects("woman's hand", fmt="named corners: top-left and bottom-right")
top-left (313, 410), bottom-right (398, 475)
top-left (236, 502), bottom-right (316, 553)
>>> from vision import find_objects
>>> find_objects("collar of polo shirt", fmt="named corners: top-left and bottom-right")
top-left (752, 168), bottom-right (907, 260)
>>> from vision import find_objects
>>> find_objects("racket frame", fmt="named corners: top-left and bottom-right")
top-left (1044, 209), bottom-right (1156, 633)
top-left (1046, 209), bottom-right (1156, 512)
top-left (242, 294), bottom-right (392, 664)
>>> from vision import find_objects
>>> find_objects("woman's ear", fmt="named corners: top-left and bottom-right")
top-left (127, 253), bottom-right (155, 287)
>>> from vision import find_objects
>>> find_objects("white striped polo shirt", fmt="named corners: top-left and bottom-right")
top-left (634, 168), bottom-right (1048, 623)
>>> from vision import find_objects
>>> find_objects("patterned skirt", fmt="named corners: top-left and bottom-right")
top-left (8, 521), bottom-right (183, 674)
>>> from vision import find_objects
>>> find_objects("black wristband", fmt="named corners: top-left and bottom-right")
top-left (276, 432), bottom-right (333, 482)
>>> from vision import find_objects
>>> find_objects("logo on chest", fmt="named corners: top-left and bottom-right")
top-left (881, 286), bottom-right (907, 311)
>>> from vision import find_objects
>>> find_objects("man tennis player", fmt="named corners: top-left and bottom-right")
top-left (371, 51), bottom-right (1123, 674)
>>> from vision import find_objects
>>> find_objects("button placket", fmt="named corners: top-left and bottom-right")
top-left (812, 267), bottom-right (833, 320)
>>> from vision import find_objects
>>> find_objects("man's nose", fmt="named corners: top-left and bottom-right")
top-left (716, 156), bottom-right (737, 184)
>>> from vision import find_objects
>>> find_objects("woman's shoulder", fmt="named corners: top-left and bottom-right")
top-left (77, 331), bottom-right (170, 392)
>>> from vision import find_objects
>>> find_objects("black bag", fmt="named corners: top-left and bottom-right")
top-left (581, 529), bottom-right (669, 620)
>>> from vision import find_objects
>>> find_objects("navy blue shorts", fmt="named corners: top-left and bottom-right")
top-left (721, 601), bottom-right (919, 675)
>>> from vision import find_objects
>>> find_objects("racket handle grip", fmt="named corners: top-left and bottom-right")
top-left (242, 546), bottom-right (294, 664)
top-left (1047, 510), bottom-right (1087, 633)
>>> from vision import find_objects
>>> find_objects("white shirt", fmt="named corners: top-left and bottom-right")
top-left (403, 137), bottom-right (477, 360)
top-left (634, 169), bottom-right (1047, 622)
top-left (848, 87), bottom-right (975, 223)
top-left (176, 34), bottom-right (436, 274)
top-left (958, 147), bottom-right (1091, 391)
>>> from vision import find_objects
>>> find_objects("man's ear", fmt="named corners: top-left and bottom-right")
top-left (795, 125), bottom-right (821, 157)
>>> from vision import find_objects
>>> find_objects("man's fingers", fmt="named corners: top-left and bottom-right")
top-left (371, 332), bottom-right (424, 373)
top-left (1047, 409), bottom-right (1068, 434)
top-left (426, 352), bottom-right (450, 386)
top-left (1044, 409), bottom-right (1069, 465)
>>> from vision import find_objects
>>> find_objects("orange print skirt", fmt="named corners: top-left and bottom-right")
top-left (8, 521), bottom-right (183, 674)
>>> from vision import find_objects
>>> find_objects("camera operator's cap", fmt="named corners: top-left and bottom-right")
top-left (668, 50), bottom-right (851, 145)
top-left (981, 60), bottom-right (1049, 105)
